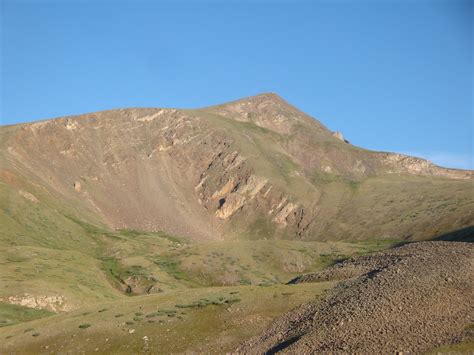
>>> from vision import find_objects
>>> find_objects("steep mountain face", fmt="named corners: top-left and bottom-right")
top-left (1, 93), bottom-right (472, 242)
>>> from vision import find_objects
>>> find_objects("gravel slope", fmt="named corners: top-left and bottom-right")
top-left (238, 241), bottom-right (474, 353)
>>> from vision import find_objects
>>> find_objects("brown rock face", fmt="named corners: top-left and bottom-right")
top-left (332, 131), bottom-right (348, 143)
top-left (1, 93), bottom-right (472, 241)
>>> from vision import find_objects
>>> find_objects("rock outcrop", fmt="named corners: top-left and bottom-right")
top-left (332, 131), bottom-right (349, 143)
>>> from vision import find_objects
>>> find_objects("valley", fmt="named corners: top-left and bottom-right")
top-left (0, 217), bottom-right (396, 352)
top-left (0, 93), bottom-right (472, 353)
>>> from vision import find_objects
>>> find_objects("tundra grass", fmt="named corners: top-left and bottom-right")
top-left (0, 282), bottom-right (335, 354)
top-left (0, 303), bottom-right (53, 328)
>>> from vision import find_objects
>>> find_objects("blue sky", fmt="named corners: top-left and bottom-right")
top-left (1, 0), bottom-right (472, 169)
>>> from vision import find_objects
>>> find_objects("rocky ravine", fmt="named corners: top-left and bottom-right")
top-left (238, 241), bottom-right (474, 353)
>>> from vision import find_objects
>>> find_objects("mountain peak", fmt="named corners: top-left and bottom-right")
top-left (245, 92), bottom-right (282, 101)
top-left (223, 92), bottom-right (291, 108)
top-left (207, 92), bottom-right (328, 134)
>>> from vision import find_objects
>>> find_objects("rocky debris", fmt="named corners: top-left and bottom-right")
top-left (194, 145), bottom-right (302, 226)
top-left (208, 93), bottom-right (327, 135)
top-left (74, 181), bottom-right (81, 192)
top-left (65, 119), bottom-right (79, 130)
top-left (288, 242), bottom-right (409, 284)
top-left (380, 153), bottom-right (472, 179)
top-left (332, 131), bottom-right (349, 143)
top-left (146, 285), bottom-right (163, 294)
top-left (18, 190), bottom-right (39, 203)
top-left (211, 177), bottom-right (236, 200)
top-left (273, 202), bottom-right (298, 226)
top-left (215, 175), bottom-right (268, 219)
top-left (135, 109), bottom-right (173, 122)
top-left (216, 193), bottom-right (246, 219)
top-left (2, 293), bottom-right (68, 312)
top-left (238, 241), bottom-right (474, 353)
top-left (115, 275), bottom-right (163, 296)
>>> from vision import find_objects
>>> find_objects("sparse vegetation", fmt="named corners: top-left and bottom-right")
top-left (0, 95), bottom-right (472, 353)
top-left (176, 295), bottom-right (241, 309)
top-left (0, 303), bottom-right (53, 328)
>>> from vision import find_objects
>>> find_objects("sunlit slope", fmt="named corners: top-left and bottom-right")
top-left (0, 200), bottom-right (381, 313)
top-left (1, 93), bottom-right (472, 243)
top-left (0, 282), bottom-right (335, 354)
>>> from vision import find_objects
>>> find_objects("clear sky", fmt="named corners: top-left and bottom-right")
top-left (1, 0), bottom-right (472, 169)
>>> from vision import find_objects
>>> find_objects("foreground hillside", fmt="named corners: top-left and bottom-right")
top-left (239, 241), bottom-right (474, 353)
top-left (1, 93), bottom-right (472, 244)
top-left (0, 218), bottom-right (390, 352)
top-left (1, 241), bottom-right (472, 353)
top-left (1, 281), bottom-right (332, 353)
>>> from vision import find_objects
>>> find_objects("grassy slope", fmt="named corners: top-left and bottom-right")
top-left (0, 183), bottom-right (402, 352)
top-left (1, 159), bottom-right (398, 308)
top-left (0, 303), bottom-right (54, 328)
top-left (0, 134), bottom-right (445, 351)
top-left (198, 111), bottom-right (474, 241)
top-left (320, 174), bottom-right (474, 241)
top-left (0, 282), bottom-right (335, 354)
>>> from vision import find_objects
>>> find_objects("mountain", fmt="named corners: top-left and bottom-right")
top-left (1, 93), bottom-right (473, 353)
top-left (1, 93), bottom-right (472, 245)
